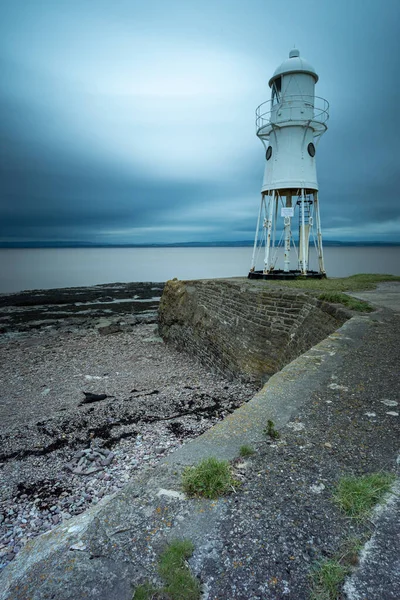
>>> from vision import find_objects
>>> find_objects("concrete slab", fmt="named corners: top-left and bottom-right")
top-left (348, 281), bottom-right (400, 312)
top-left (164, 314), bottom-right (372, 467)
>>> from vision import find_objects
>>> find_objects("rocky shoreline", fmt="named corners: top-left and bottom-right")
top-left (0, 283), bottom-right (257, 570)
top-left (0, 282), bottom-right (164, 335)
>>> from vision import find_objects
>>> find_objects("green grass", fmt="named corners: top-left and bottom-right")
top-left (264, 419), bottom-right (280, 440)
top-left (239, 445), bottom-right (256, 457)
top-left (133, 582), bottom-right (159, 600)
top-left (132, 540), bottom-right (200, 600)
top-left (310, 473), bottom-right (396, 597)
top-left (263, 273), bottom-right (400, 292)
top-left (182, 457), bottom-right (239, 499)
top-left (333, 472), bottom-right (395, 520)
top-left (310, 558), bottom-right (351, 600)
top-left (309, 537), bottom-right (364, 600)
top-left (318, 292), bottom-right (373, 312)
top-left (159, 540), bottom-right (200, 600)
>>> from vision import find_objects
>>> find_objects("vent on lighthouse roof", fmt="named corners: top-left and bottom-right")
top-left (269, 49), bottom-right (319, 87)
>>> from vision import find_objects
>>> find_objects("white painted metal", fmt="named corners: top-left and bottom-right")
top-left (269, 48), bottom-right (318, 85)
top-left (283, 214), bottom-right (291, 272)
top-left (314, 193), bottom-right (326, 274)
top-left (271, 194), bottom-right (278, 263)
top-left (263, 191), bottom-right (275, 273)
top-left (250, 195), bottom-right (263, 272)
top-left (299, 189), bottom-right (307, 274)
top-left (261, 123), bottom-right (321, 192)
top-left (250, 49), bottom-right (329, 276)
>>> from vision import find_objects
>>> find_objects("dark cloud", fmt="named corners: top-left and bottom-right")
top-left (0, 0), bottom-right (399, 244)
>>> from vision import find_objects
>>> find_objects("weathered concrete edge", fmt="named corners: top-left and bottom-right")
top-left (0, 313), bottom-right (377, 598)
top-left (164, 312), bottom-right (375, 466)
top-left (344, 478), bottom-right (400, 599)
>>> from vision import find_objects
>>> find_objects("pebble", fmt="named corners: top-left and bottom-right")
top-left (0, 326), bottom-right (256, 572)
top-left (0, 427), bottom-right (194, 571)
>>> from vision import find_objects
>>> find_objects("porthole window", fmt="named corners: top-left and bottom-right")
top-left (307, 142), bottom-right (316, 157)
top-left (266, 146), bottom-right (272, 161)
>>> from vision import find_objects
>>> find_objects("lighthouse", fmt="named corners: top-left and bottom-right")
top-left (249, 49), bottom-right (329, 279)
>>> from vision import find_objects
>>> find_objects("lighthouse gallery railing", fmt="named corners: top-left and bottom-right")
top-left (256, 95), bottom-right (329, 138)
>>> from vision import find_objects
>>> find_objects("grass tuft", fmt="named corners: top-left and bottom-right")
top-left (310, 558), bottom-right (351, 600)
top-left (264, 419), bottom-right (280, 440)
top-left (182, 457), bottom-right (239, 499)
top-left (239, 445), bottom-right (256, 457)
top-left (158, 539), bottom-right (200, 600)
top-left (333, 472), bottom-right (395, 520)
top-left (132, 583), bottom-right (159, 600)
top-left (309, 537), bottom-right (364, 600)
top-left (318, 292), bottom-right (373, 312)
top-left (132, 539), bottom-right (200, 600)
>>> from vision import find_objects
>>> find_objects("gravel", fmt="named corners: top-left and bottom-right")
top-left (0, 305), bottom-right (256, 571)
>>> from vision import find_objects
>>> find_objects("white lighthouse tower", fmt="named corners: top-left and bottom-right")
top-left (249, 49), bottom-right (329, 279)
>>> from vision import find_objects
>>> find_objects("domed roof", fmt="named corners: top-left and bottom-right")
top-left (268, 49), bottom-right (318, 87)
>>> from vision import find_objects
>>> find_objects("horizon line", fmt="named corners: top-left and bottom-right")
top-left (1, 240), bottom-right (400, 249)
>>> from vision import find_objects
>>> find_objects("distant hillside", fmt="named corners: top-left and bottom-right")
top-left (0, 240), bottom-right (399, 249)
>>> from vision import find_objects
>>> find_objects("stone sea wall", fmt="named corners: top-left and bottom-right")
top-left (158, 278), bottom-right (349, 384)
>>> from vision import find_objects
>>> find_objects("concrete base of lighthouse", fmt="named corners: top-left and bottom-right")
top-left (248, 269), bottom-right (326, 280)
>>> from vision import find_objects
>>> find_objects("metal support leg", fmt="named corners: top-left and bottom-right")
top-left (263, 191), bottom-right (275, 274)
top-left (250, 194), bottom-right (264, 272)
top-left (284, 193), bottom-right (292, 272)
top-left (314, 192), bottom-right (326, 274)
top-left (300, 188), bottom-right (307, 274)
top-left (271, 192), bottom-right (279, 271)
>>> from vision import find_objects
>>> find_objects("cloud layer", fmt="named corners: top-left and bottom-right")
top-left (1, 0), bottom-right (399, 243)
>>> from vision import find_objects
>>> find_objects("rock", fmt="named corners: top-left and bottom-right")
top-left (101, 452), bottom-right (115, 466)
top-left (69, 541), bottom-right (87, 552)
top-left (80, 392), bottom-right (108, 405)
top-left (381, 399), bottom-right (398, 407)
top-left (98, 324), bottom-right (122, 335)
top-left (85, 467), bottom-right (103, 475)
top-left (96, 448), bottom-right (109, 457)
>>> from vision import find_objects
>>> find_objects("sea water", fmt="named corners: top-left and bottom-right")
top-left (0, 246), bottom-right (399, 293)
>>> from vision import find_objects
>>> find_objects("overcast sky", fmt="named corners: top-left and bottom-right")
top-left (1, 0), bottom-right (399, 245)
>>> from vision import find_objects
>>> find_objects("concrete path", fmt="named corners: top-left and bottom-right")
top-left (349, 281), bottom-right (400, 312)
top-left (1, 287), bottom-right (399, 599)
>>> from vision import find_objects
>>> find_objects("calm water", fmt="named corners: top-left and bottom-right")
top-left (0, 246), bottom-right (399, 293)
